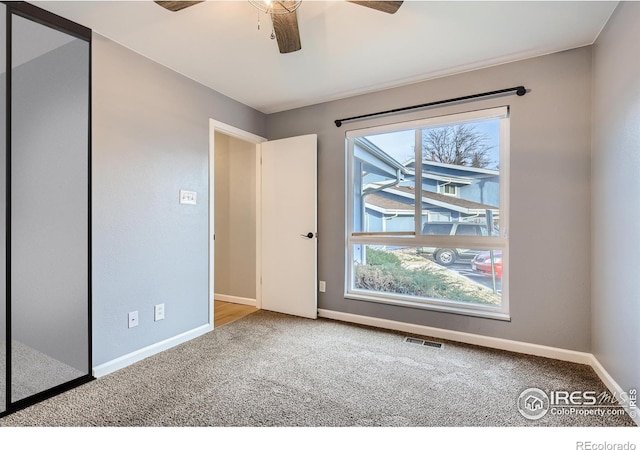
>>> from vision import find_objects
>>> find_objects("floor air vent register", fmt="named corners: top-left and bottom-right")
top-left (403, 337), bottom-right (443, 349)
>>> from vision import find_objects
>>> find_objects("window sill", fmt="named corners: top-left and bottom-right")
top-left (345, 292), bottom-right (511, 322)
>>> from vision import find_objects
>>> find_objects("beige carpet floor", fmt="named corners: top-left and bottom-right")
top-left (0, 311), bottom-right (635, 427)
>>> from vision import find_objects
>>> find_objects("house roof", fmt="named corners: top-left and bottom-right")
top-left (355, 138), bottom-right (406, 172)
top-left (366, 193), bottom-right (413, 214)
top-left (404, 169), bottom-right (474, 185)
top-left (404, 159), bottom-right (499, 177)
top-left (421, 160), bottom-right (499, 176)
top-left (354, 137), bottom-right (406, 182)
top-left (366, 186), bottom-right (499, 215)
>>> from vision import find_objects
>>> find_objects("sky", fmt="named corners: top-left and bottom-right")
top-left (366, 118), bottom-right (501, 168)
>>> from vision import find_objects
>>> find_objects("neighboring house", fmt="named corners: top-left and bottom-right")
top-left (354, 137), bottom-right (499, 233)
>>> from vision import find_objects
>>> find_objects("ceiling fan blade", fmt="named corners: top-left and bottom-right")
top-left (154, 1), bottom-right (204, 12)
top-left (272, 11), bottom-right (302, 54)
top-left (348, 1), bottom-right (403, 14)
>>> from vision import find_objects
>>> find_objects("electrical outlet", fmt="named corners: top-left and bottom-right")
top-left (154, 304), bottom-right (165, 321)
top-left (128, 311), bottom-right (139, 328)
top-left (319, 281), bottom-right (326, 292)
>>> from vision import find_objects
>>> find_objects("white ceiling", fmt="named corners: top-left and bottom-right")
top-left (33, 0), bottom-right (617, 114)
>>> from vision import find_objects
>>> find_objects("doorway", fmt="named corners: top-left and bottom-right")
top-left (209, 120), bottom-right (265, 327)
top-left (208, 121), bottom-right (318, 326)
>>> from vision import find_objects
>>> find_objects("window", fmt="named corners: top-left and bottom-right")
top-left (346, 107), bottom-right (509, 319)
top-left (427, 211), bottom-right (451, 222)
top-left (438, 183), bottom-right (459, 197)
top-left (454, 224), bottom-right (484, 236)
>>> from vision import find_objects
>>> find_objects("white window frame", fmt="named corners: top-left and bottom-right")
top-left (437, 183), bottom-right (459, 197)
top-left (345, 107), bottom-right (510, 320)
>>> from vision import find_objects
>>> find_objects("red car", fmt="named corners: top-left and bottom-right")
top-left (471, 251), bottom-right (503, 279)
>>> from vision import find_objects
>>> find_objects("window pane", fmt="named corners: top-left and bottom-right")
top-left (422, 223), bottom-right (453, 235)
top-left (455, 225), bottom-right (483, 236)
top-left (352, 245), bottom-right (502, 307)
top-left (419, 118), bottom-right (501, 237)
top-left (352, 132), bottom-right (415, 233)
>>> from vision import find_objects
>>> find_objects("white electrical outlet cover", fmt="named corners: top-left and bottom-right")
top-left (128, 311), bottom-right (139, 328)
top-left (154, 304), bottom-right (165, 321)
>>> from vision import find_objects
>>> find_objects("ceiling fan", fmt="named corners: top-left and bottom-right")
top-left (154, 1), bottom-right (404, 54)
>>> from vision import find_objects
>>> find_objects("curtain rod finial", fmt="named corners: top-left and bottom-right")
top-left (335, 120), bottom-right (342, 128)
top-left (516, 86), bottom-right (526, 96)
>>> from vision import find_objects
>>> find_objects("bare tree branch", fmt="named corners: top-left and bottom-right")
top-left (422, 124), bottom-right (494, 168)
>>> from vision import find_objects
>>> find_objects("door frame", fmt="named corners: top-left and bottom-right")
top-left (208, 119), bottom-right (267, 327)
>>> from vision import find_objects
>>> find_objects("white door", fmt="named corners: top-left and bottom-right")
top-left (261, 134), bottom-right (317, 319)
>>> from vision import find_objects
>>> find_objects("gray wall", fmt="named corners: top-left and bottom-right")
top-left (592, 2), bottom-right (640, 397)
top-left (214, 133), bottom-right (257, 300)
top-left (267, 47), bottom-right (593, 351)
top-left (92, 34), bottom-right (265, 366)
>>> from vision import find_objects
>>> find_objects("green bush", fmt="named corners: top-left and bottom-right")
top-left (355, 248), bottom-right (494, 305)
top-left (364, 247), bottom-right (402, 267)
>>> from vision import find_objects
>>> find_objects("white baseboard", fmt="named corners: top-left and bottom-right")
top-left (215, 294), bottom-right (257, 307)
top-left (590, 355), bottom-right (640, 427)
top-left (318, 308), bottom-right (639, 426)
top-left (318, 309), bottom-right (592, 364)
top-left (92, 323), bottom-right (212, 378)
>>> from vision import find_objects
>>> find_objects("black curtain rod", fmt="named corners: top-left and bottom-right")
top-left (334, 85), bottom-right (527, 127)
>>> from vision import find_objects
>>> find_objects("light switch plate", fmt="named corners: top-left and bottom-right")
top-left (180, 190), bottom-right (197, 205)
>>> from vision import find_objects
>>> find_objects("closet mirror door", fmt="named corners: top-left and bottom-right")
top-left (10, 13), bottom-right (89, 402)
top-left (0, 2), bottom-right (6, 414)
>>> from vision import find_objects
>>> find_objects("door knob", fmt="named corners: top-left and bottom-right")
top-left (301, 232), bottom-right (314, 239)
